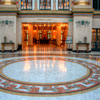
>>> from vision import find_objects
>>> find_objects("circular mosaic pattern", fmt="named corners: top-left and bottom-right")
top-left (0, 56), bottom-right (100, 96)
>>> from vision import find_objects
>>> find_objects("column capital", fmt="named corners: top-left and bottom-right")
top-left (74, 0), bottom-right (89, 6)
top-left (0, 0), bottom-right (16, 5)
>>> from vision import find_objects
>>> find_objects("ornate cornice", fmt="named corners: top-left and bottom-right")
top-left (0, 7), bottom-right (100, 16)
top-left (94, 11), bottom-right (100, 15)
top-left (18, 10), bottom-right (72, 15)
top-left (72, 8), bottom-right (94, 13)
top-left (0, 7), bottom-right (17, 12)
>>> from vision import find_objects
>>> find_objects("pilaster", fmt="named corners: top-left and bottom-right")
top-left (72, 8), bottom-right (94, 51)
top-left (34, 0), bottom-right (38, 10)
top-left (74, 0), bottom-right (91, 8)
top-left (0, 5), bottom-right (18, 50)
top-left (57, 24), bottom-right (61, 46)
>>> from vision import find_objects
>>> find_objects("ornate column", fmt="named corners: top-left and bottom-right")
top-left (32, 0), bottom-right (35, 10)
top-left (56, 0), bottom-right (58, 10)
top-left (72, 1), bottom-right (94, 52)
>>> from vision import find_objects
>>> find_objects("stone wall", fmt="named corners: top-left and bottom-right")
top-left (73, 15), bottom-right (92, 51)
top-left (93, 18), bottom-right (100, 28)
top-left (0, 16), bottom-right (17, 50)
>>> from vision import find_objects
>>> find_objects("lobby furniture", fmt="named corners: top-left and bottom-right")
top-left (1, 42), bottom-right (15, 52)
top-left (40, 39), bottom-right (50, 44)
top-left (52, 39), bottom-right (57, 45)
top-left (76, 43), bottom-right (89, 52)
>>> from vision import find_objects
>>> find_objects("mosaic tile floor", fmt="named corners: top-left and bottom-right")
top-left (0, 50), bottom-right (100, 100)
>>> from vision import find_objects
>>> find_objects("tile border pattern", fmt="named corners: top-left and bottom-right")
top-left (0, 56), bottom-right (100, 97)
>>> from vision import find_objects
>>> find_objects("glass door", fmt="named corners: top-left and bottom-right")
top-left (92, 29), bottom-right (100, 51)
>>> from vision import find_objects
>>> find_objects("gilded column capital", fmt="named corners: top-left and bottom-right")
top-left (74, 0), bottom-right (89, 5)
top-left (0, 0), bottom-right (16, 5)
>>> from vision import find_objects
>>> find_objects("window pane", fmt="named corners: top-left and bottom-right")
top-left (99, 0), bottom-right (100, 9)
top-left (21, 0), bottom-right (32, 10)
top-left (58, 0), bottom-right (70, 10)
top-left (93, 0), bottom-right (98, 9)
top-left (93, 0), bottom-right (100, 10)
top-left (40, 0), bottom-right (51, 10)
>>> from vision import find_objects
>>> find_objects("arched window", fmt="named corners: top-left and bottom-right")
top-left (39, 0), bottom-right (51, 10)
top-left (93, 0), bottom-right (100, 10)
top-left (58, 0), bottom-right (70, 10)
top-left (21, 0), bottom-right (32, 10)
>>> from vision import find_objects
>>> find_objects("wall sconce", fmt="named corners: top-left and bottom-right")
top-left (0, 20), bottom-right (14, 25)
top-left (76, 20), bottom-right (90, 26)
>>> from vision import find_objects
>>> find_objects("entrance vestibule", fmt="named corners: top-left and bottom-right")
top-left (22, 23), bottom-right (68, 48)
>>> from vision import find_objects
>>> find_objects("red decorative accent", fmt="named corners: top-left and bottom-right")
top-left (16, 1), bottom-right (18, 5)
top-left (0, 57), bottom-right (100, 96)
top-left (72, 1), bottom-right (74, 5)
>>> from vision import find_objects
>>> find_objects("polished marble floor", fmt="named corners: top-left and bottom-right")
top-left (0, 45), bottom-right (100, 100)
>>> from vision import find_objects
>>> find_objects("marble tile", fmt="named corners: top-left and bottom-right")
top-left (3, 59), bottom-right (87, 83)
top-left (0, 47), bottom-right (100, 100)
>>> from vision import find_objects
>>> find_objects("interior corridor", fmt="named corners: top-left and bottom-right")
top-left (22, 23), bottom-right (68, 51)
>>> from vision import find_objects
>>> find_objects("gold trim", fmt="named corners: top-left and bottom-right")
top-left (0, 1), bottom-right (16, 5)
top-left (0, 7), bottom-right (17, 11)
top-left (18, 10), bottom-right (72, 14)
top-left (0, 84), bottom-right (100, 97)
top-left (94, 11), bottom-right (100, 15)
top-left (75, 1), bottom-right (89, 5)
top-left (72, 8), bottom-right (94, 13)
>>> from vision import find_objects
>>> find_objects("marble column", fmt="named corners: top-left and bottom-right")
top-left (28, 24), bottom-right (33, 45)
top-left (57, 25), bottom-right (61, 46)
top-left (56, 0), bottom-right (58, 10)
top-left (53, 0), bottom-right (56, 10)
top-left (34, 0), bottom-right (38, 10)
